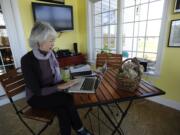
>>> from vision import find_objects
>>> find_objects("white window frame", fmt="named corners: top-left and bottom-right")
top-left (154, 0), bottom-right (169, 76)
top-left (87, 0), bottom-right (169, 76)
top-left (87, 0), bottom-right (121, 62)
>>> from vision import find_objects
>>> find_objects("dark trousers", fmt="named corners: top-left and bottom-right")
top-left (28, 92), bottom-right (83, 135)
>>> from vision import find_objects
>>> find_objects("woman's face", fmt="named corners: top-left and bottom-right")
top-left (39, 37), bottom-right (55, 52)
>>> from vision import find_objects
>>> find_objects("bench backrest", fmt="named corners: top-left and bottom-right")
top-left (0, 68), bottom-right (25, 99)
top-left (96, 53), bottom-right (122, 68)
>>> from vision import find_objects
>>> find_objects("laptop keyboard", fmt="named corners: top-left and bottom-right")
top-left (80, 78), bottom-right (95, 90)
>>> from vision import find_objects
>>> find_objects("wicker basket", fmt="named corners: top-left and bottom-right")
top-left (116, 57), bottom-right (141, 92)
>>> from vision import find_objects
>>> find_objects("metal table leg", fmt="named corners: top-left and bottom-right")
top-left (111, 100), bottom-right (133, 135)
top-left (83, 99), bottom-right (133, 135)
top-left (98, 105), bottom-right (123, 135)
top-left (97, 100), bottom-right (133, 135)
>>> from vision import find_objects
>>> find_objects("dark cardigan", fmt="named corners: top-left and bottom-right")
top-left (21, 51), bottom-right (59, 98)
top-left (21, 51), bottom-right (42, 96)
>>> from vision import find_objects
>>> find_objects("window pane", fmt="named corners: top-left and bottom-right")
top-left (133, 38), bottom-right (138, 51)
top-left (102, 26), bottom-right (108, 37)
top-left (141, 0), bottom-right (149, 4)
top-left (135, 6), bottom-right (140, 22)
top-left (1, 49), bottom-right (14, 64)
top-left (123, 38), bottom-right (133, 51)
top-left (102, 0), bottom-right (109, 12)
top-left (147, 20), bottom-right (161, 36)
top-left (95, 14), bottom-right (101, 26)
top-left (110, 50), bottom-right (116, 53)
top-left (134, 21), bottom-right (146, 37)
top-left (131, 52), bottom-right (135, 57)
top-left (103, 37), bottom-right (108, 48)
top-left (139, 4), bottom-right (148, 21)
top-left (0, 29), bottom-right (8, 37)
top-left (134, 22), bottom-right (138, 37)
top-left (102, 12), bottom-right (109, 25)
top-left (0, 12), bottom-right (5, 26)
top-left (110, 0), bottom-right (117, 10)
top-left (110, 10), bottom-right (117, 24)
top-left (123, 7), bottom-right (134, 22)
top-left (150, 0), bottom-right (160, 2)
top-left (137, 38), bottom-right (145, 52)
top-left (0, 56), bottom-right (3, 65)
top-left (124, 0), bottom-right (135, 7)
top-left (136, 52), bottom-right (144, 59)
top-left (95, 49), bottom-right (101, 56)
top-left (95, 27), bottom-right (101, 37)
top-left (5, 65), bottom-right (15, 72)
top-left (0, 36), bottom-right (10, 46)
top-left (110, 25), bottom-right (116, 37)
top-left (133, 38), bottom-right (145, 52)
top-left (123, 23), bottom-right (134, 37)
top-left (135, 0), bottom-right (141, 5)
top-left (145, 38), bottom-right (158, 53)
top-left (94, 1), bottom-right (101, 14)
top-left (0, 66), bottom-right (5, 75)
top-left (127, 51), bottom-right (132, 58)
top-left (148, 1), bottom-right (164, 19)
top-left (95, 38), bottom-right (102, 49)
top-left (139, 22), bottom-right (146, 37)
top-left (110, 37), bottom-right (116, 49)
top-left (144, 53), bottom-right (156, 61)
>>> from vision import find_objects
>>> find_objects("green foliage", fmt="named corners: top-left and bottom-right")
top-left (100, 46), bottom-right (111, 53)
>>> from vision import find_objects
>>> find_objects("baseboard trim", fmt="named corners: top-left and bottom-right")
top-left (147, 96), bottom-right (180, 111)
top-left (0, 92), bottom-right (25, 106)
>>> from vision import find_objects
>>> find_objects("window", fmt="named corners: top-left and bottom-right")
top-left (0, 6), bottom-right (14, 75)
top-left (122, 0), bottom-right (165, 73)
top-left (88, 0), bottom-right (168, 75)
top-left (93, 0), bottom-right (118, 56)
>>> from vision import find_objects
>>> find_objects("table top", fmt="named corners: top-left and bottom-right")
top-left (73, 69), bottom-right (165, 108)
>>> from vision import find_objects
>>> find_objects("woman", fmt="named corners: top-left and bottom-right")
top-left (21, 22), bottom-right (92, 135)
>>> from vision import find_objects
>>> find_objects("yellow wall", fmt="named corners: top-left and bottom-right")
top-left (76, 0), bottom-right (87, 53)
top-left (145, 0), bottom-right (180, 102)
top-left (17, 0), bottom-right (87, 53)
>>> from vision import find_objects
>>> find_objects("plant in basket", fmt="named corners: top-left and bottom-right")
top-left (116, 57), bottom-right (144, 92)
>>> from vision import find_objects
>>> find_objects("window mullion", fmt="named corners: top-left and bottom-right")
top-left (131, 0), bottom-right (137, 58)
top-left (116, 0), bottom-right (122, 53)
top-left (101, 1), bottom-right (103, 50)
top-left (92, 3), bottom-right (96, 60)
top-left (108, 0), bottom-right (110, 50)
top-left (123, 18), bottom-right (162, 24)
top-left (143, 0), bottom-right (150, 59)
top-left (108, 16), bottom-right (110, 49)
top-left (0, 52), bottom-right (6, 73)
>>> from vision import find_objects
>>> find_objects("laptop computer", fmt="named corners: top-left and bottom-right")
top-left (67, 62), bottom-right (107, 93)
top-left (67, 76), bottom-right (100, 93)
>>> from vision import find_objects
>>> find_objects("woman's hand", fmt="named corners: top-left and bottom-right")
top-left (57, 79), bottom-right (80, 90)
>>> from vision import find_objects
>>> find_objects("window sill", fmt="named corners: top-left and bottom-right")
top-left (143, 70), bottom-right (160, 77)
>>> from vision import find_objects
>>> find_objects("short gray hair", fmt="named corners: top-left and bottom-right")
top-left (29, 22), bottom-right (57, 49)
